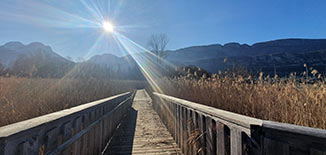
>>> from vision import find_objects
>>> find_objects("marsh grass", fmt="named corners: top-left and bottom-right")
top-left (0, 77), bottom-right (145, 127)
top-left (152, 72), bottom-right (326, 129)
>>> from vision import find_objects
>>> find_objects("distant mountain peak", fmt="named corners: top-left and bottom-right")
top-left (223, 42), bottom-right (241, 48)
top-left (2, 41), bottom-right (24, 50)
top-left (27, 42), bottom-right (45, 47)
top-left (26, 42), bottom-right (52, 52)
top-left (1, 41), bottom-right (52, 51)
top-left (0, 41), bottom-right (69, 68)
top-left (100, 53), bottom-right (119, 57)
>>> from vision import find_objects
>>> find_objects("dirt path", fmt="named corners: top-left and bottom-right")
top-left (104, 89), bottom-right (182, 155)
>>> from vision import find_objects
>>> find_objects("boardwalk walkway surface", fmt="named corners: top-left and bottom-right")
top-left (103, 89), bottom-right (182, 155)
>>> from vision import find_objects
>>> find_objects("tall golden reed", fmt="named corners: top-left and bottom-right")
top-left (0, 77), bottom-right (144, 127)
top-left (155, 72), bottom-right (326, 129)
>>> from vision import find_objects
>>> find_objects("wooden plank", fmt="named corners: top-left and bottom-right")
top-left (45, 127), bottom-right (59, 153)
top-left (103, 89), bottom-right (181, 155)
top-left (262, 121), bottom-right (326, 139)
top-left (80, 114), bottom-right (89, 155)
top-left (61, 121), bottom-right (72, 155)
top-left (18, 136), bottom-right (39, 155)
top-left (180, 107), bottom-right (184, 153)
top-left (176, 105), bottom-right (180, 148)
top-left (198, 114), bottom-right (206, 155)
top-left (87, 112), bottom-right (96, 155)
top-left (182, 107), bottom-right (187, 153)
top-left (216, 121), bottom-right (225, 155)
top-left (187, 109), bottom-right (193, 155)
top-left (174, 103), bottom-right (177, 141)
top-left (230, 127), bottom-right (242, 155)
top-left (72, 117), bottom-right (82, 155)
top-left (94, 109), bottom-right (100, 155)
top-left (192, 111), bottom-right (198, 154)
top-left (206, 117), bottom-right (216, 155)
top-left (264, 138), bottom-right (289, 155)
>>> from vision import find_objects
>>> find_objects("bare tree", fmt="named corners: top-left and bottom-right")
top-left (148, 34), bottom-right (169, 63)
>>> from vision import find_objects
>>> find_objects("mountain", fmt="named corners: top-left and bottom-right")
top-left (2, 38), bottom-right (326, 78)
top-left (86, 53), bottom-right (146, 80)
top-left (0, 42), bottom-right (74, 77)
top-left (87, 53), bottom-right (137, 72)
top-left (165, 39), bottom-right (326, 75)
top-left (0, 41), bottom-right (144, 79)
top-left (0, 42), bottom-right (71, 67)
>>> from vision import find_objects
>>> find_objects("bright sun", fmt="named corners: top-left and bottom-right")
top-left (102, 21), bottom-right (114, 33)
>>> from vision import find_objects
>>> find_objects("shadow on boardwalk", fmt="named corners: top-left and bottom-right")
top-left (103, 89), bottom-right (181, 155)
top-left (104, 107), bottom-right (138, 154)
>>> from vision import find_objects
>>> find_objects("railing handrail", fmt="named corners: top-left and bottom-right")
top-left (154, 92), bottom-right (326, 138)
top-left (0, 91), bottom-right (134, 155)
top-left (0, 92), bottom-right (130, 138)
top-left (153, 92), bottom-right (262, 129)
top-left (47, 94), bottom-right (133, 155)
top-left (153, 92), bottom-right (326, 154)
top-left (262, 120), bottom-right (326, 139)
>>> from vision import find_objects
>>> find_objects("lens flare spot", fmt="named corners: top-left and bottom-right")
top-left (102, 21), bottom-right (114, 33)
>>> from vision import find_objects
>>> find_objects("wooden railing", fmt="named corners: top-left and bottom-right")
top-left (152, 92), bottom-right (326, 155)
top-left (0, 92), bottom-right (135, 155)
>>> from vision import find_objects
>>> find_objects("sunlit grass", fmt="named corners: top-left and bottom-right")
top-left (0, 77), bottom-right (145, 127)
top-left (149, 71), bottom-right (326, 129)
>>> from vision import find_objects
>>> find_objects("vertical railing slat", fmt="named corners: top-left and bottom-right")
top-left (187, 109), bottom-right (193, 155)
top-left (216, 121), bottom-right (225, 155)
top-left (192, 112), bottom-right (198, 154)
top-left (72, 117), bottom-right (82, 155)
top-left (231, 127), bottom-right (243, 155)
top-left (198, 114), bottom-right (206, 155)
top-left (179, 106), bottom-right (184, 151)
top-left (206, 117), bottom-right (216, 155)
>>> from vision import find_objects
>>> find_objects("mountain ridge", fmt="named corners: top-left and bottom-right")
top-left (1, 38), bottom-right (326, 77)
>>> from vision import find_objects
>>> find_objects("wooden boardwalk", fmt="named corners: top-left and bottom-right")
top-left (103, 89), bottom-right (182, 155)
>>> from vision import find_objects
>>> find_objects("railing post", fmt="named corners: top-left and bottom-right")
top-left (187, 109), bottom-right (193, 155)
top-left (216, 121), bottom-right (225, 155)
top-left (18, 136), bottom-right (40, 155)
top-left (61, 121), bottom-right (73, 155)
top-left (192, 112), bottom-right (198, 154)
top-left (206, 117), bottom-right (216, 155)
top-left (94, 109), bottom-right (100, 155)
top-left (174, 103), bottom-right (177, 142)
top-left (231, 127), bottom-right (243, 155)
top-left (0, 138), bottom-right (4, 155)
top-left (175, 105), bottom-right (180, 148)
top-left (72, 117), bottom-right (82, 155)
top-left (183, 107), bottom-right (188, 155)
top-left (198, 114), bottom-right (206, 155)
top-left (179, 105), bottom-right (183, 149)
top-left (81, 114), bottom-right (89, 155)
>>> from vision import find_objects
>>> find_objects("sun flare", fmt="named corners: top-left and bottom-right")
top-left (102, 21), bottom-right (114, 33)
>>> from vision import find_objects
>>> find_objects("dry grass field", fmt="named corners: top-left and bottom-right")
top-left (150, 72), bottom-right (326, 129)
top-left (2, 71), bottom-right (326, 130)
top-left (0, 77), bottom-right (145, 127)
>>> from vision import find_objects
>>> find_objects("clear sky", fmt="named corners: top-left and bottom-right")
top-left (0, 0), bottom-right (326, 60)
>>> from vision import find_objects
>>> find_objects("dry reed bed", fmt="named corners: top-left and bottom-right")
top-left (0, 77), bottom-right (144, 127)
top-left (153, 74), bottom-right (326, 129)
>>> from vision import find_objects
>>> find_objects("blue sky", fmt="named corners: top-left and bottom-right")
top-left (0, 0), bottom-right (326, 60)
